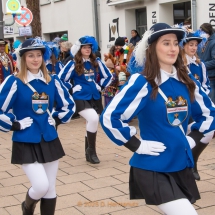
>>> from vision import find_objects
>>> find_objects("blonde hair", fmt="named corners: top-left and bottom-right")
top-left (60, 41), bottom-right (73, 51)
top-left (17, 51), bottom-right (51, 83)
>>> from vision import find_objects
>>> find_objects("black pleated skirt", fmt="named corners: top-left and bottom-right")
top-left (11, 137), bottom-right (65, 164)
top-left (129, 167), bottom-right (200, 205)
top-left (75, 98), bottom-right (103, 114)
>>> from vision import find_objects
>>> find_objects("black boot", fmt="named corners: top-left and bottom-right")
top-left (85, 136), bottom-right (89, 162)
top-left (192, 142), bottom-right (208, 181)
top-left (86, 131), bottom-right (100, 164)
top-left (40, 197), bottom-right (57, 215)
top-left (22, 192), bottom-right (39, 215)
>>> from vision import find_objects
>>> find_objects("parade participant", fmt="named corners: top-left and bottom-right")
top-left (0, 39), bottom-right (14, 84)
top-left (0, 37), bottom-right (75, 215)
top-left (45, 41), bottom-right (64, 75)
top-left (101, 23), bottom-right (215, 215)
top-left (59, 36), bottom-right (112, 164)
top-left (181, 32), bottom-right (211, 181)
top-left (182, 32), bottom-right (210, 95)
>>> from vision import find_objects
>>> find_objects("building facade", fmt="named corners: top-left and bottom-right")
top-left (2, 0), bottom-right (215, 54)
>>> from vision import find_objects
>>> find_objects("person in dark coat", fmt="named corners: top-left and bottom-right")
top-left (129, 30), bottom-right (141, 46)
top-left (197, 23), bottom-right (215, 103)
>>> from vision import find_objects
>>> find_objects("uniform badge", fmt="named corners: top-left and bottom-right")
top-left (32, 92), bottom-right (49, 114)
top-left (84, 68), bottom-right (95, 82)
top-left (194, 74), bottom-right (199, 80)
top-left (165, 96), bottom-right (188, 126)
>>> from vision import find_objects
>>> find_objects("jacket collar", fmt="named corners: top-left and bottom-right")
top-left (24, 70), bottom-right (47, 84)
top-left (83, 58), bottom-right (91, 62)
top-left (186, 54), bottom-right (199, 66)
top-left (155, 66), bottom-right (179, 86)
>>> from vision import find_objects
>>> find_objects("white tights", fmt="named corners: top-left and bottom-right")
top-left (79, 108), bottom-right (99, 133)
top-left (22, 160), bottom-right (59, 200)
top-left (158, 199), bottom-right (198, 215)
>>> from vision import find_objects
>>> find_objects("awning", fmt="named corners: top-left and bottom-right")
top-left (107, 0), bottom-right (144, 6)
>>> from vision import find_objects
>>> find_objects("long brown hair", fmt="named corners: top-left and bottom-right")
top-left (17, 51), bottom-right (51, 83)
top-left (74, 47), bottom-right (98, 75)
top-left (143, 41), bottom-right (196, 101)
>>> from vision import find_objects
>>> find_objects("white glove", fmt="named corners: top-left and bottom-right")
top-left (18, 117), bottom-right (33, 130)
top-left (48, 116), bottom-right (56, 127)
top-left (186, 136), bottom-right (196, 149)
top-left (200, 131), bottom-right (214, 143)
top-left (136, 140), bottom-right (166, 156)
top-left (73, 85), bottom-right (82, 93)
top-left (95, 82), bottom-right (101, 92)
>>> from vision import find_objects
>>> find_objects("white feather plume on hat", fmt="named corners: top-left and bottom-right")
top-left (133, 30), bottom-right (153, 67)
top-left (70, 40), bottom-right (81, 57)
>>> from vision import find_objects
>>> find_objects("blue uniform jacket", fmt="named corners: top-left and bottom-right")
top-left (100, 67), bottom-right (215, 172)
top-left (58, 58), bottom-right (113, 100)
top-left (0, 71), bottom-right (76, 143)
top-left (188, 61), bottom-right (211, 95)
top-left (46, 61), bottom-right (64, 75)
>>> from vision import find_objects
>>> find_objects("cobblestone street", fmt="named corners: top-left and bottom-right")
top-left (0, 117), bottom-right (215, 214)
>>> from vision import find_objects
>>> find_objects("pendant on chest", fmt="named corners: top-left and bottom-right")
top-left (32, 92), bottom-right (49, 114)
top-left (165, 96), bottom-right (188, 126)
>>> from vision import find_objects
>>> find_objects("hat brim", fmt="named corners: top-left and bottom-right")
top-left (19, 46), bottom-right (46, 57)
top-left (148, 29), bottom-right (185, 44)
top-left (0, 41), bottom-right (8, 45)
top-left (184, 37), bottom-right (202, 44)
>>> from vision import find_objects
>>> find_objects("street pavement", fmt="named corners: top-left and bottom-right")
top-left (0, 117), bottom-right (215, 215)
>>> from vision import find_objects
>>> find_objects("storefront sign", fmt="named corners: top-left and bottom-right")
top-left (152, 11), bottom-right (157, 24)
top-left (4, 26), bottom-right (14, 34)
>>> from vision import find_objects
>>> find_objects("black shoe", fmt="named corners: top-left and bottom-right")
top-left (22, 192), bottom-right (39, 215)
top-left (86, 131), bottom-right (100, 164)
top-left (192, 168), bottom-right (200, 181)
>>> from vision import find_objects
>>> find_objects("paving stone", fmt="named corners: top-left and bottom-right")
top-left (82, 176), bottom-right (122, 189)
top-left (87, 167), bottom-right (124, 178)
top-left (80, 187), bottom-right (124, 201)
top-left (0, 184), bottom-right (26, 197)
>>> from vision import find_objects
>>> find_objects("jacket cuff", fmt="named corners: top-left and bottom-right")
top-left (188, 130), bottom-right (204, 144)
top-left (11, 121), bottom-right (21, 131)
top-left (124, 136), bottom-right (141, 152)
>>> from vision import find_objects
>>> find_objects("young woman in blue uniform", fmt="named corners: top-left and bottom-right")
top-left (182, 32), bottom-right (212, 181)
top-left (0, 38), bottom-right (75, 215)
top-left (100, 23), bottom-right (215, 215)
top-left (58, 36), bottom-right (112, 164)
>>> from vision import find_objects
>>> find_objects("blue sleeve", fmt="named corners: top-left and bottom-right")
top-left (96, 58), bottom-right (113, 87)
top-left (100, 73), bottom-right (150, 146)
top-left (0, 76), bottom-right (18, 132)
top-left (52, 75), bottom-right (76, 123)
top-left (58, 60), bottom-right (75, 90)
top-left (201, 62), bottom-right (211, 95)
top-left (55, 61), bottom-right (64, 75)
top-left (204, 43), bottom-right (215, 70)
top-left (189, 74), bottom-right (215, 136)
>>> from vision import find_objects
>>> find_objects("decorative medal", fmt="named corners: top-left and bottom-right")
top-left (165, 96), bottom-right (188, 126)
top-left (32, 92), bottom-right (49, 114)
top-left (84, 68), bottom-right (95, 82)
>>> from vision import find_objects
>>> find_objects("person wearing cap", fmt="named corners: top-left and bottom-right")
top-left (0, 39), bottom-right (14, 84)
top-left (101, 23), bottom-right (215, 214)
top-left (58, 36), bottom-right (112, 164)
top-left (0, 37), bottom-right (75, 215)
top-left (181, 32), bottom-right (211, 181)
top-left (198, 23), bottom-right (215, 103)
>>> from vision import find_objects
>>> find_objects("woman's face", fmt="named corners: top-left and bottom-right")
top-left (131, 31), bottom-right (137, 38)
top-left (25, 50), bottom-right (43, 72)
top-left (81, 45), bottom-right (92, 57)
top-left (184, 40), bottom-right (198, 57)
top-left (156, 33), bottom-right (179, 68)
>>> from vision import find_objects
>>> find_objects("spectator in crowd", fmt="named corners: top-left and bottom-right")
top-left (59, 41), bottom-right (73, 65)
top-left (130, 30), bottom-right (141, 46)
top-left (198, 23), bottom-right (215, 103)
